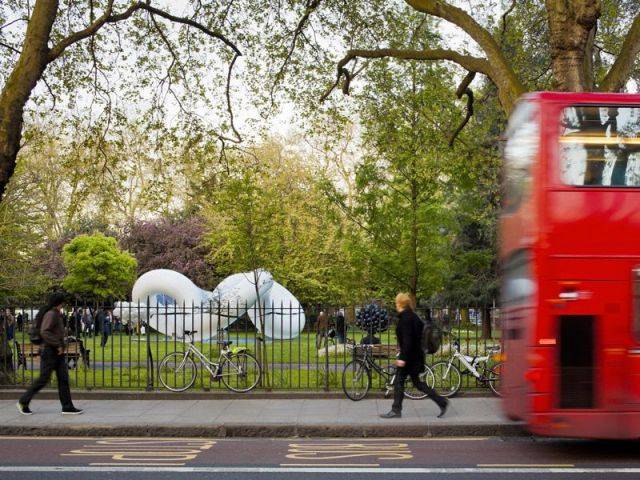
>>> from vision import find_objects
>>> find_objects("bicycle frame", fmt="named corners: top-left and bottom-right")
top-left (177, 338), bottom-right (243, 378)
top-left (442, 341), bottom-right (499, 381)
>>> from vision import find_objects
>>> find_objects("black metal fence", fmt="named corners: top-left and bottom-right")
top-left (0, 301), bottom-right (500, 393)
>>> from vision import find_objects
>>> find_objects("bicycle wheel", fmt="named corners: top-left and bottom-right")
top-left (220, 352), bottom-right (261, 393)
top-left (488, 362), bottom-right (503, 397)
top-left (342, 360), bottom-right (371, 401)
top-left (431, 361), bottom-right (462, 397)
top-left (158, 352), bottom-right (197, 392)
top-left (405, 364), bottom-right (436, 400)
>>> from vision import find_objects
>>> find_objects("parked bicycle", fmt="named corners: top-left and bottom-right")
top-left (431, 336), bottom-right (502, 397)
top-left (342, 340), bottom-right (435, 401)
top-left (158, 330), bottom-right (261, 392)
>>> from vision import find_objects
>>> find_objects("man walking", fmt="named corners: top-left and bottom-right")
top-left (82, 308), bottom-right (93, 335)
top-left (98, 307), bottom-right (113, 347)
top-left (380, 293), bottom-right (448, 419)
top-left (17, 292), bottom-right (83, 415)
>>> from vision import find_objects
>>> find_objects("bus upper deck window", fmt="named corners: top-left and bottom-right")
top-left (560, 105), bottom-right (640, 187)
top-left (504, 102), bottom-right (539, 213)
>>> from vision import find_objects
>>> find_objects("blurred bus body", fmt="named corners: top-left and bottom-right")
top-left (500, 92), bottom-right (640, 439)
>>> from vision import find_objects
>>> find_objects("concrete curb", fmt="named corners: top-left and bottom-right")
top-left (0, 422), bottom-right (527, 438)
top-left (0, 389), bottom-right (493, 400)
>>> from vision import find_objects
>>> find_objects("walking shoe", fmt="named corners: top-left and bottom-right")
top-left (16, 402), bottom-right (32, 416)
top-left (380, 410), bottom-right (402, 419)
top-left (437, 398), bottom-right (449, 418)
top-left (61, 407), bottom-right (84, 415)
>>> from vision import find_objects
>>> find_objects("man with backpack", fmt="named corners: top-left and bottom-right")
top-left (380, 292), bottom-right (448, 419)
top-left (17, 292), bottom-right (83, 416)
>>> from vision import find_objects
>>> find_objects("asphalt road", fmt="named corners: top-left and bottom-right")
top-left (1, 435), bottom-right (640, 479)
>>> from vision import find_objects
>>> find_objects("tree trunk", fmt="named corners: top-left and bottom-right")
top-left (0, 0), bottom-right (59, 201)
top-left (459, 307), bottom-right (470, 327)
top-left (546, 0), bottom-right (600, 92)
top-left (408, 79), bottom-right (419, 307)
top-left (481, 305), bottom-right (492, 339)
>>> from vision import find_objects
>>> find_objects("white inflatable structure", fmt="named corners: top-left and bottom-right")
top-left (114, 269), bottom-right (305, 341)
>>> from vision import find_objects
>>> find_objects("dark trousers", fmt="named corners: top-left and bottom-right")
top-left (392, 364), bottom-right (446, 413)
top-left (100, 332), bottom-right (109, 347)
top-left (20, 346), bottom-right (73, 409)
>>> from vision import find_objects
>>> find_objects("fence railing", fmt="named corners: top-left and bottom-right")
top-left (0, 301), bottom-right (500, 393)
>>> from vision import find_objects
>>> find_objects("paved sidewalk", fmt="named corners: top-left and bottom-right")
top-left (0, 398), bottom-right (524, 437)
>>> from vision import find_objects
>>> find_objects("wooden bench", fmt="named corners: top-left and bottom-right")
top-left (368, 344), bottom-right (398, 358)
top-left (14, 342), bottom-right (39, 369)
top-left (349, 343), bottom-right (398, 359)
top-left (14, 339), bottom-right (91, 370)
top-left (65, 339), bottom-right (91, 369)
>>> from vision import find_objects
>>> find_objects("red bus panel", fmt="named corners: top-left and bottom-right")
top-left (500, 92), bottom-right (640, 439)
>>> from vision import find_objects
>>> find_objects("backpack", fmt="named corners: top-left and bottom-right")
top-left (420, 316), bottom-right (442, 354)
top-left (28, 309), bottom-right (48, 345)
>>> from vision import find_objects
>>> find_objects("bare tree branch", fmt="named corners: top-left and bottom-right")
top-left (449, 71), bottom-right (475, 147)
top-left (150, 13), bottom-right (189, 82)
top-left (0, 40), bottom-right (20, 55)
top-left (404, 0), bottom-right (524, 112)
top-left (500, 0), bottom-right (517, 44)
top-left (0, 17), bottom-right (28, 31)
top-left (225, 53), bottom-right (242, 143)
top-left (48, 1), bottom-right (241, 63)
top-left (41, 75), bottom-right (57, 110)
top-left (599, 13), bottom-right (640, 92)
top-left (321, 48), bottom-right (492, 101)
top-left (139, 3), bottom-right (241, 56)
top-left (47, 0), bottom-right (116, 62)
top-left (270, 0), bottom-right (322, 103)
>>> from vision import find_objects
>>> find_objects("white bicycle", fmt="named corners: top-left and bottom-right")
top-left (158, 330), bottom-right (261, 392)
top-left (431, 337), bottom-right (502, 397)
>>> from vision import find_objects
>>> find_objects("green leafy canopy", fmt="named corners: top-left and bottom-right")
top-left (62, 233), bottom-right (137, 301)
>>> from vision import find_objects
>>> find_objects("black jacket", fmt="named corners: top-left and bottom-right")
top-left (40, 309), bottom-right (65, 348)
top-left (396, 309), bottom-right (425, 367)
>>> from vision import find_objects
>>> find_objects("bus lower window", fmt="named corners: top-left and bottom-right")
top-left (559, 315), bottom-right (595, 409)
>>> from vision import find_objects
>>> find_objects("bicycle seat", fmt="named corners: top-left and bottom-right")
top-left (183, 330), bottom-right (198, 335)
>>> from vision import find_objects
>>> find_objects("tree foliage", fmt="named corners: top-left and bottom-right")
top-left (205, 141), bottom-right (357, 305)
top-left (62, 233), bottom-right (137, 301)
top-left (120, 215), bottom-right (220, 291)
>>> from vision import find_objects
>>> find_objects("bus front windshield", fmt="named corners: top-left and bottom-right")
top-left (561, 105), bottom-right (640, 187)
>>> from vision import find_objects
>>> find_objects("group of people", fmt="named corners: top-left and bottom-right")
top-left (65, 307), bottom-right (123, 346)
top-left (0, 308), bottom-right (33, 341)
top-left (0, 305), bottom-right (125, 348)
top-left (315, 308), bottom-right (346, 348)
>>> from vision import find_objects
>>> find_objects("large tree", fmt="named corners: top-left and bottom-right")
top-left (263, 1), bottom-right (639, 117)
top-left (0, 0), bottom-right (242, 200)
top-left (326, 59), bottom-right (456, 304)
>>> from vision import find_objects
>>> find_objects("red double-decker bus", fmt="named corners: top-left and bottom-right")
top-left (500, 91), bottom-right (640, 439)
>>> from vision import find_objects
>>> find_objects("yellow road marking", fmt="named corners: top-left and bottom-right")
top-left (90, 463), bottom-right (186, 466)
top-left (478, 464), bottom-right (575, 468)
top-left (60, 438), bottom-right (215, 464)
top-left (280, 464), bottom-right (380, 467)
top-left (286, 442), bottom-right (413, 461)
top-left (0, 436), bottom-right (212, 441)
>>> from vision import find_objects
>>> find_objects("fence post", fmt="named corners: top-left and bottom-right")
top-left (324, 330), bottom-right (330, 392)
top-left (146, 297), bottom-right (154, 391)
